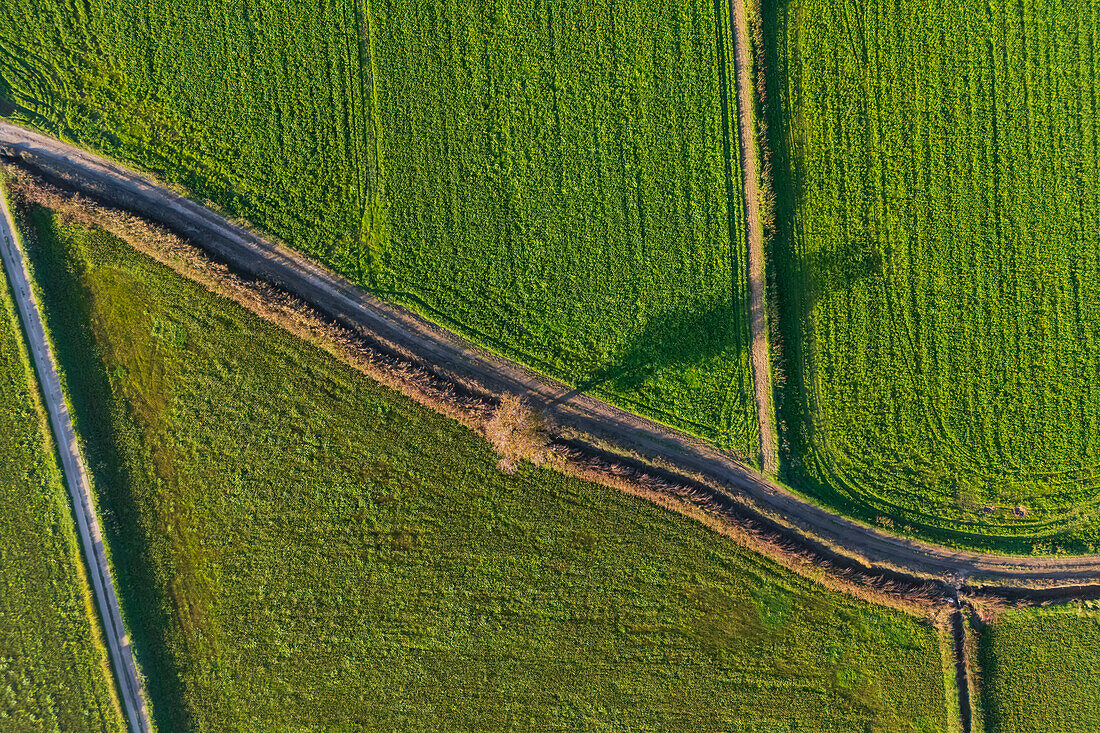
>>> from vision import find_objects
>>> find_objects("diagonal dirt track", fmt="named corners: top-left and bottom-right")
top-left (727, 0), bottom-right (778, 476)
top-left (4, 121), bottom-right (1100, 595)
top-left (0, 181), bottom-right (152, 732)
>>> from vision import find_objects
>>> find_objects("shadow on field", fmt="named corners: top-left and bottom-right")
top-left (0, 61), bottom-right (15, 117)
top-left (760, 0), bottom-right (885, 505)
top-left (20, 205), bottom-right (192, 732)
top-left (802, 243), bottom-right (882, 309)
top-left (580, 298), bottom-right (747, 392)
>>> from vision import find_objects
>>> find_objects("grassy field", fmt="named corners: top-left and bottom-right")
top-left (0, 210), bottom-right (122, 729)
top-left (764, 0), bottom-right (1100, 550)
top-left (20, 202), bottom-right (954, 731)
top-left (979, 605), bottom-right (1100, 731)
top-left (0, 0), bottom-right (759, 458)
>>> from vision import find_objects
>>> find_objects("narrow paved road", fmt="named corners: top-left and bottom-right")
top-left (728, 0), bottom-right (778, 475)
top-left (0, 183), bottom-right (152, 733)
top-left (4, 121), bottom-right (1100, 594)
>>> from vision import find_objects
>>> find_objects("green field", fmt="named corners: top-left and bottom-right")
top-left (765, 0), bottom-right (1100, 550)
top-left (0, 210), bottom-right (122, 729)
top-left (0, 0), bottom-right (759, 458)
top-left (19, 202), bottom-right (954, 731)
top-left (979, 605), bottom-right (1100, 731)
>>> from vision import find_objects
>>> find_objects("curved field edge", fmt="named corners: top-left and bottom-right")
top-left (760, 0), bottom-right (1100, 554)
top-left (18, 200), bottom-right (959, 731)
top-left (0, 0), bottom-right (761, 462)
top-left (0, 190), bottom-right (124, 730)
top-left (14, 146), bottom-right (1100, 601)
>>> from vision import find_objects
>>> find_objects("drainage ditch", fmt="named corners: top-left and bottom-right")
top-left (949, 598), bottom-right (973, 733)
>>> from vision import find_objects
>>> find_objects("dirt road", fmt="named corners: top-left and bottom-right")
top-left (0, 181), bottom-right (151, 732)
top-left (4, 121), bottom-right (1100, 594)
top-left (728, 0), bottom-right (778, 475)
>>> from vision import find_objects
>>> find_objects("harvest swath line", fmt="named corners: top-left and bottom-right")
top-left (7, 121), bottom-right (1100, 593)
top-left (0, 182), bottom-right (152, 733)
top-left (727, 0), bottom-right (777, 475)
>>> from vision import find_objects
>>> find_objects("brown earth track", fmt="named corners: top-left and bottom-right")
top-left (728, 0), bottom-right (778, 476)
top-left (4, 121), bottom-right (1100, 597)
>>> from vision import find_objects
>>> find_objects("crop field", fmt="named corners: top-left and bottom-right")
top-left (979, 605), bottom-right (1100, 731)
top-left (765, 0), bottom-right (1100, 550)
top-left (19, 203), bottom-right (954, 731)
top-left (0, 211), bottom-right (122, 729)
top-left (0, 0), bottom-right (759, 458)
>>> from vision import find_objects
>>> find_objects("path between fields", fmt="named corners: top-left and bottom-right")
top-left (0, 182), bottom-right (152, 732)
top-left (728, 0), bottom-right (778, 475)
top-left (4, 122), bottom-right (1100, 594)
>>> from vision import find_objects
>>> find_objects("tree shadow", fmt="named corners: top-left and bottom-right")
top-left (759, 0), bottom-right (885, 485)
top-left (579, 297), bottom-right (747, 394)
top-left (801, 241), bottom-right (883, 310)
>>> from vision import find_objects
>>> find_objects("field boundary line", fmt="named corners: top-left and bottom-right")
top-left (8, 121), bottom-right (1100, 594)
top-left (950, 603), bottom-right (975, 733)
top-left (727, 0), bottom-right (778, 474)
top-left (0, 181), bottom-right (152, 733)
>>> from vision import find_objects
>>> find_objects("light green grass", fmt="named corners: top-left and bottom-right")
top-left (0, 212), bottom-right (123, 730)
top-left (21, 203), bottom-right (953, 731)
top-left (0, 0), bottom-right (758, 458)
top-left (764, 0), bottom-right (1100, 551)
top-left (979, 605), bottom-right (1100, 732)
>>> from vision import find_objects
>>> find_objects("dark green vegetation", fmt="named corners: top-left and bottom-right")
top-left (980, 606), bottom-right (1100, 732)
top-left (0, 0), bottom-right (759, 458)
top-left (21, 204), bottom-right (954, 731)
top-left (765, 0), bottom-right (1100, 550)
top-left (0, 213), bottom-right (122, 729)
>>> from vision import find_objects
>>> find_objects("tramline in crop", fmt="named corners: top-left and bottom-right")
top-left (0, 0), bottom-right (760, 460)
top-left (766, 0), bottom-right (1100, 550)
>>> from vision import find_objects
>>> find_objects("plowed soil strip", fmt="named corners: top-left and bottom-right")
top-left (0, 183), bottom-right (152, 732)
